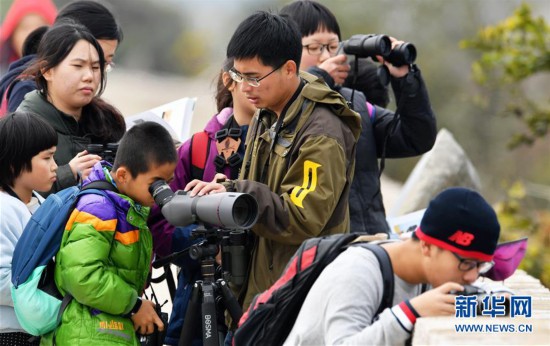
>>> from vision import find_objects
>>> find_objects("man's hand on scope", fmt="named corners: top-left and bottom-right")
top-left (184, 173), bottom-right (228, 197)
top-left (377, 36), bottom-right (410, 78)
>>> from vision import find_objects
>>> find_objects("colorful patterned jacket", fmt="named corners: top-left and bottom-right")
top-left (44, 162), bottom-right (152, 345)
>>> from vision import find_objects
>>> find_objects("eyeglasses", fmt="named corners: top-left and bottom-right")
top-left (303, 42), bottom-right (340, 56)
top-left (105, 61), bottom-right (115, 73)
top-left (228, 62), bottom-right (285, 87)
top-left (452, 252), bottom-right (495, 274)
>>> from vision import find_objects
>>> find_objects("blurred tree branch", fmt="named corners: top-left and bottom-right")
top-left (461, 3), bottom-right (550, 148)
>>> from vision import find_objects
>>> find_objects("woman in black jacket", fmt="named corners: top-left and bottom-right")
top-left (17, 21), bottom-right (125, 194)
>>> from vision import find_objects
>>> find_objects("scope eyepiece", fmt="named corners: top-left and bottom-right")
top-left (149, 179), bottom-right (175, 208)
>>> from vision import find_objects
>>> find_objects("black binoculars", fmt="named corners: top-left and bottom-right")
top-left (342, 34), bottom-right (416, 67)
top-left (86, 143), bottom-right (119, 165)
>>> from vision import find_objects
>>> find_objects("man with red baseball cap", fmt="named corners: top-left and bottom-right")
top-left (285, 187), bottom-right (501, 345)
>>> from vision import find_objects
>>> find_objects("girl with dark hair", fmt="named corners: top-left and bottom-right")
top-left (54, 0), bottom-right (123, 69)
top-left (17, 21), bottom-right (125, 194)
top-left (1, 0), bottom-right (123, 115)
top-left (0, 111), bottom-right (58, 345)
top-left (281, 0), bottom-right (437, 236)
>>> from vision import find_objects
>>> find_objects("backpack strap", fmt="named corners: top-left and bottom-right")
top-left (82, 180), bottom-right (119, 193)
top-left (190, 131), bottom-right (211, 180)
top-left (356, 243), bottom-right (395, 318)
top-left (56, 293), bottom-right (73, 325)
top-left (54, 180), bottom-right (118, 331)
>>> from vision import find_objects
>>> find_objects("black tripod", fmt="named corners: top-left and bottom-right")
top-left (153, 225), bottom-right (243, 346)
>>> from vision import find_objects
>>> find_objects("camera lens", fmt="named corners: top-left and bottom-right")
top-left (386, 42), bottom-right (416, 67)
top-left (149, 180), bottom-right (174, 208)
top-left (343, 34), bottom-right (391, 59)
top-left (231, 194), bottom-right (258, 229)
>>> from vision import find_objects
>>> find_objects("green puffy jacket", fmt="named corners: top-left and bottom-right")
top-left (41, 165), bottom-right (153, 345)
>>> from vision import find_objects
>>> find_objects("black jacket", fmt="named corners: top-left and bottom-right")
top-left (308, 65), bottom-right (437, 234)
top-left (0, 54), bottom-right (35, 113)
top-left (17, 91), bottom-right (91, 193)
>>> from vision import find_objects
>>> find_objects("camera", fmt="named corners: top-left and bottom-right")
top-left (149, 179), bottom-right (258, 229)
top-left (342, 34), bottom-right (416, 67)
top-left (451, 284), bottom-right (512, 316)
top-left (86, 143), bottom-right (119, 164)
top-left (138, 304), bottom-right (168, 346)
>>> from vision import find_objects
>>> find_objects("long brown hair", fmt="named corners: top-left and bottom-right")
top-left (215, 57), bottom-right (235, 112)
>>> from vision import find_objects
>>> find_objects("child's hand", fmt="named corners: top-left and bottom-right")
top-left (69, 150), bottom-right (101, 180)
top-left (130, 299), bottom-right (164, 335)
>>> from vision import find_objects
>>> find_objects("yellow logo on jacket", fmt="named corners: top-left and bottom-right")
top-left (290, 160), bottom-right (321, 208)
top-left (99, 320), bottom-right (125, 331)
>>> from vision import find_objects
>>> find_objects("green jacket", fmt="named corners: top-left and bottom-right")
top-left (235, 72), bottom-right (361, 309)
top-left (17, 91), bottom-right (90, 193)
top-left (41, 164), bottom-right (153, 345)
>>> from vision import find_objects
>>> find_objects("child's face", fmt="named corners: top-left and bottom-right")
top-left (18, 147), bottom-right (58, 193)
top-left (300, 30), bottom-right (340, 70)
top-left (122, 162), bottom-right (177, 207)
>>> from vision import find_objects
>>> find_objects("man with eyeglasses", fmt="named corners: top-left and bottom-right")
top-left (186, 10), bottom-right (361, 313)
top-left (284, 187), bottom-right (501, 345)
top-left (281, 0), bottom-right (437, 236)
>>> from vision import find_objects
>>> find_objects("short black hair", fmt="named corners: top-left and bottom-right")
top-left (22, 26), bottom-right (48, 56)
top-left (112, 122), bottom-right (177, 178)
top-left (0, 112), bottom-right (58, 188)
top-left (55, 0), bottom-right (123, 42)
top-left (280, 0), bottom-right (342, 40)
top-left (227, 11), bottom-right (302, 71)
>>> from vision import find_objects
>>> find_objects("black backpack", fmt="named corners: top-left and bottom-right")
top-left (233, 233), bottom-right (394, 346)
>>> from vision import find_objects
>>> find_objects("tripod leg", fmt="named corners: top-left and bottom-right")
top-left (201, 281), bottom-right (223, 346)
top-left (179, 282), bottom-right (201, 346)
top-left (164, 264), bottom-right (177, 302)
top-left (218, 279), bottom-right (243, 327)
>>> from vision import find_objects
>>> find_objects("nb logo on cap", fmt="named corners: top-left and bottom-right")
top-left (448, 230), bottom-right (474, 246)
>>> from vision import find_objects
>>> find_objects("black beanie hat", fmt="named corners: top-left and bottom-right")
top-left (415, 187), bottom-right (500, 261)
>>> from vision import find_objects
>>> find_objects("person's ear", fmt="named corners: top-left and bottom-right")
top-left (222, 71), bottom-right (235, 91)
top-left (420, 240), bottom-right (432, 257)
top-left (40, 60), bottom-right (53, 82)
top-left (282, 60), bottom-right (297, 78)
top-left (113, 166), bottom-right (129, 185)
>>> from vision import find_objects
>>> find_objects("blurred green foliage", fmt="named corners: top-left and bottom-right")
top-left (462, 3), bottom-right (550, 287)
top-left (494, 180), bottom-right (550, 287)
top-left (461, 3), bottom-right (550, 149)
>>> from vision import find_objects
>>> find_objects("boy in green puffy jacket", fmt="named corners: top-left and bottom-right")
top-left (43, 122), bottom-right (177, 345)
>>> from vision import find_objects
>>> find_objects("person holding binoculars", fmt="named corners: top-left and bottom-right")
top-left (280, 0), bottom-right (437, 235)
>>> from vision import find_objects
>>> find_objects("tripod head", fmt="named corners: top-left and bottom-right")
top-left (152, 223), bottom-right (250, 286)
